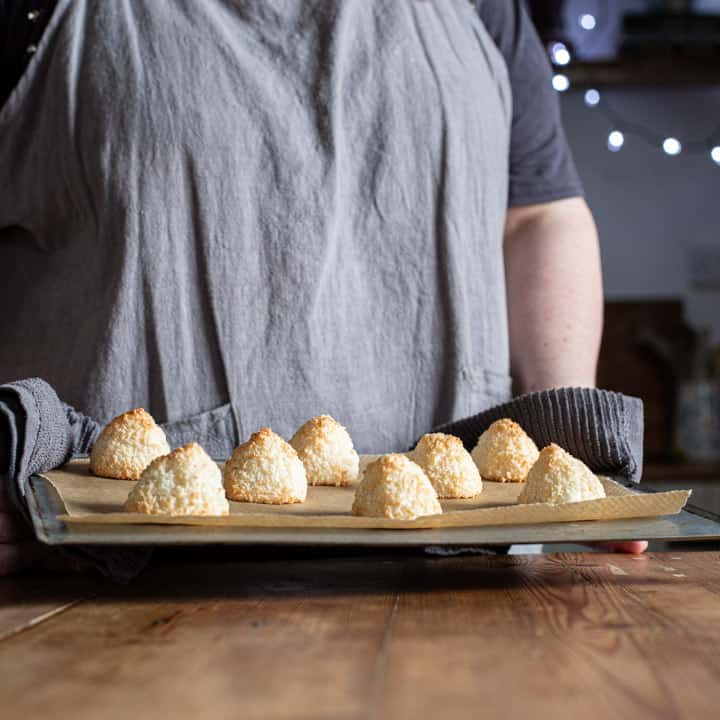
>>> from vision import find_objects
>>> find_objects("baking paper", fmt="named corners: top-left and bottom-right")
top-left (43, 458), bottom-right (690, 530)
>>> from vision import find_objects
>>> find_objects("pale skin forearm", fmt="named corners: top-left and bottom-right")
top-left (504, 199), bottom-right (647, 554)
top-left (504, 197), bottom-right (603, 394)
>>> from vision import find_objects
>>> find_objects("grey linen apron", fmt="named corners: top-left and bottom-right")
top-left (0, 0), bottom-right (512, 456)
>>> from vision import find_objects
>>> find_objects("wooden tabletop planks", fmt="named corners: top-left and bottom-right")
top-left (0, 574), bottom-right (100, 642)
top-left (0, 552), bottom-right (719, 720)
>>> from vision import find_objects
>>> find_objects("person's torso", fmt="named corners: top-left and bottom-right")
top-left (0, 0), bottom-right (512, 453)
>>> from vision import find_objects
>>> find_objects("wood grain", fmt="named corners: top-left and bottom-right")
top-left (0, 575), bottom-right (99, 641)
top-left (0, 552), bottom-right (719, 720)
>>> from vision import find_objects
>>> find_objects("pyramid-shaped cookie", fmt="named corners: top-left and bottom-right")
top-left (412, 432), bottom-right (482, 499)
top-left (125, 442), bottom-right (229, 515)
top-left (471, 418), bottom-right (539, 483)
top-left (290, 415), bottom-right (359, 486)
top-left (352, 454), bottom-right (441, 520)
top-left (90, 408), bottom-right (170, 480)
top-left (518, 444), bottom-right (606, 505)
top-left (224, 428), bottom-right (307, 504)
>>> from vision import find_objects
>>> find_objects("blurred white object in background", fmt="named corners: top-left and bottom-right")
top-left (662, 137), bottom-right (682, 155)
top-left (552, 73), bottom-right (571, 91)
top-left (607, 130), bottom-right (625, 150)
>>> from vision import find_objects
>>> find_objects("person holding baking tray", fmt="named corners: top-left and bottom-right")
top-left (0, 1), bottom-right (646, 576)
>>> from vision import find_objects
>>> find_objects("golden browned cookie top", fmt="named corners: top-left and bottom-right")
top-left (125, 442), bottom-right (229, 516)
top-left (89, 407), bottom-right (170, 481)
top-left (471, 418), bottom-right (539, 483)
top-left (352, 453), bottom-right (441, 520)
top-left (412, 432), bottom-right (482, 499)
top-left (224, 427), bottom-right (307, 504)
top-left (518, 443), bottom-right (605, 505)
top-left (290, 414), bottom-right (359, 487)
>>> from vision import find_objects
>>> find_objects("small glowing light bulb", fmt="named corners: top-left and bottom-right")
top-left (662, 137), bottom-right (682, 156)
top-left (711, 146), bottom-right (720, 165)
top-left (579, 14), bottom-right (597, 30)
top-left (584, 89), bottom-right (600, 107)
top-left (552, 74), bottom-right (570, 92)
top-left (551, 42), bottom-right (571, 66)
top-left (607, 131), bottom-right (624, 152)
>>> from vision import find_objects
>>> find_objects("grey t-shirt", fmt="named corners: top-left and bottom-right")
top-left (476, 0), bottom-right (583, 207)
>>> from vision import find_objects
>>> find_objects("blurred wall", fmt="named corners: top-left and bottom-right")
top-left (559, 87), bottom-right (720, 341)
top-left (555, 0), bottom-right (720, 340)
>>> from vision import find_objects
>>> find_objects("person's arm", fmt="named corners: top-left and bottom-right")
top-left (504, 203), bottom-right (647, 554)
top-left (478, 3), bottom-right (602, 382)
top-left (504, 197), bottom-right (603, 394)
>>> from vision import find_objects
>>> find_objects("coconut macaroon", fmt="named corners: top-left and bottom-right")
top-left (412, 432), bottom-right (482, 499)
top-left (223, 427), bottom-right (307, 504)
top-left (124, 442), bottom-right (229, 515)
top-left (471, 418), bottom-right (539, 483)
top-left (518, 444), bottom-right (606, 505)
top-left (89, 408), bottom-right (171, 480)
top-left (289, 415), bottom-right (360, 486)
top-left (352, 454), bottom-right (442, 520)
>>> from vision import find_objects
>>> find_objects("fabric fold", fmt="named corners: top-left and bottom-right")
top-left (0, 378), bottom-right (75, 509)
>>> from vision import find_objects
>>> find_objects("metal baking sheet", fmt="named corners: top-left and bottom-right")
top-left (27, 474), bottom-right (720, 547)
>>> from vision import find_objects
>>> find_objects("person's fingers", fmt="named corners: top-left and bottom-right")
top-left (0, 542), bottom-right (49, 577)
top-left (594, 540), bottom-right (648, 554)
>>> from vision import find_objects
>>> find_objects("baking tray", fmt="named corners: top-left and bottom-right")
top-left (26, 471), bottom-right (720, 548)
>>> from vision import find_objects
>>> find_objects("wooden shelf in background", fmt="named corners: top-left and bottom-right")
top-left (566, 57), bottom-right (720, 86)
top-left (643, 462), bottom-right (720, 482)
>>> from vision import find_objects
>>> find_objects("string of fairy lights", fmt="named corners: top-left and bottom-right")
top-left (548, 10), bottom-right (720, 164)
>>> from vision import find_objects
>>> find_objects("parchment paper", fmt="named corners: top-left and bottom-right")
top-left (43, 458), bottom-right (691, 530)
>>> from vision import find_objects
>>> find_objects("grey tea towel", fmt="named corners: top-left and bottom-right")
top-left (0, 378), bottom-right (147, 582)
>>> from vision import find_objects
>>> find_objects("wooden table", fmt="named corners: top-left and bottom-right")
top-left (1, 551), bottom-right (719, 719)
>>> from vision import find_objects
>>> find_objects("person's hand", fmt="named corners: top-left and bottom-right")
top-left (0, 483), bottom-right (52, 576)
top-left (592, 541), bottom-right (648, 554)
